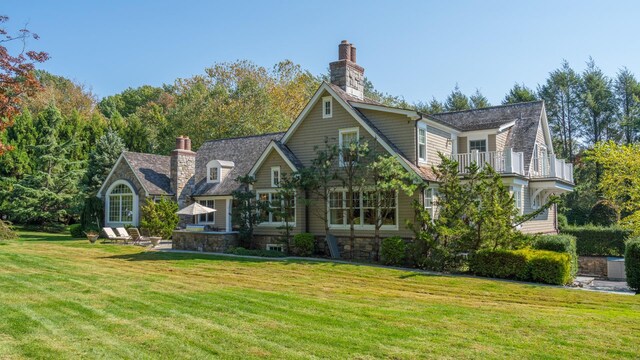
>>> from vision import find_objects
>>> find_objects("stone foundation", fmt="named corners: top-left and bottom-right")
top-left (578, 256), bottom-right (608, 278)
top-left (172, 231), bottom-right (239, 252)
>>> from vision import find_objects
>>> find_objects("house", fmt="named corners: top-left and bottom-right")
top-left (98, 40), bottom-right (574, 258)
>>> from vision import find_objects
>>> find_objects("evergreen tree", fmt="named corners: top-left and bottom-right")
top-left (0, 105), bottom-right (83, 228)
top-left (444, 84), bottom-right (471, 111)
top-left (580, 58), bottom-right (617, 146)
top-left (503, 83), bottom-right (538, 104)
top-left (538, 60), bottom-right (582, 161)
top-left (470, 89), bottom-right (491, 109)
top-left (614, 67), bottom-right (640, 144)
top-left (82, 130), bottom-right (126, 196)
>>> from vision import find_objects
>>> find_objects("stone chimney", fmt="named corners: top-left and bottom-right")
top-left (170, 135), bottom-right (195, 208)
top-left (330, 40), bottom-right (365, 100)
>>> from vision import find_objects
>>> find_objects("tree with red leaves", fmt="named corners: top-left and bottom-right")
top-left (0, 15), bottom-right (48, 154)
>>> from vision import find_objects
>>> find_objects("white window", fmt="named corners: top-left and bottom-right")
top-left (512, 186), bottom-right (522, 214)
top-left (206, 160), bottom-right (221, 184)
top-left (266, 244), bottom-right (284, 252)
top-left (328, 190), bottom-right (397, 229)
top-left (322, 96), bottom-right (333, 118)
top-left (469, 139), bottom-right (487, 152)
top-left (198, 199), bottom-right (215, 223)
top-left (257, 191), bottom-right (296, 225)
top-left (108, 182), bottom-right (135, 224)
top-left (339, 128), bottom-right (359, 167)
top-left (531, 192), bottom-right (541, 209)
top-left (271, 166), bottom-right (281, 187)
top-left (424, 187), bottom-right (438, 219)
top-left (418, 127), bottom-right (427, 162)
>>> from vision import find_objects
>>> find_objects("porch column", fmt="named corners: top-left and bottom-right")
top-left (504, 147), bottom-right (513, 173)
top-left (225, 198), bottom-right (232, 232)
top-left (550, 154), bottom-right (557, 178)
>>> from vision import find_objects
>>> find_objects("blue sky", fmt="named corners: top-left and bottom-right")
top-left (6, 1), bottom-right (640, 104)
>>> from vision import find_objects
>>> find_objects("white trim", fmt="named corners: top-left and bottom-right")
top-left (225, 198), bottom-right (232, 232)
top-left (279, 82), bottom-right (418, 177)
top-left (322, 96), bottom-right (333, 118)
top-left (498, 120), bottom-right (517, 132)
top-left (266, 244), bottom-right (284, 252)
top-left (97, 153), bottom-right (152, 198)
top-left (255, 189), bottom-right (297, 227)
top-left (104, 179), bottom-right (139, 226)
top-left (338, 127), bottom-right (360, 167)
top-left (468, 136), bottom-right (489, 152)
top-left (196, 199), bottom-right (216, 224)
top-left (206, 160), bottom-right (221, 184)
top-left (271, 166), bottom-right (281, 187)
top-left (350, 102), bottom-right (421, 120)
top-left (420, 117), bottom-right (461, 135)
top-left (511, 185), bottom-right (523, 214)
top-left (248, 141), bottom-right (299, 178)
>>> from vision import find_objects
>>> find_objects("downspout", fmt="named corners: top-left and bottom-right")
top-left (305, 189), bottom-right (310, 233)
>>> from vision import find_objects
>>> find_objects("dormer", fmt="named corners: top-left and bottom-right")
top-left (206, 160), bottom-right (235, 184)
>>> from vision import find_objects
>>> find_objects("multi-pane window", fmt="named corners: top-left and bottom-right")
top-left (512, 186), bottom-right (522, 213)
top-left (339, 129), bottom-right (359, 166)
top-left (424, 188), bottom-right (438, 219)
top-left (322, 97), bottom-right (332, 118)
top-left (198, 199), bottom-right (215, 223)
top-left (469, 139), bottom-right (487, 152)
top-left (108, 183), bottom-right (134, 223)
top-left (208, 167), bottom-right (219, 182)
top-left (257, 192), bottom-right (295, 224)
top-left (328, 190), bottom-right (397, 228)
top-left (271, 166), bottom-right (280, 187)
top-left (418, 128), bottom-right (427, 162)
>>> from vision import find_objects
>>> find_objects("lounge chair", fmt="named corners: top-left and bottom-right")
top-left (127, 228), bottom-right (146, 245)
top-left (102, 227), bottom-right (129, 243)
top-left (115, 227), bottom-right (132, 243)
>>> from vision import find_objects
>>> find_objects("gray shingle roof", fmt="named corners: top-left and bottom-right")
top-left (122, 152), bottom-right (172, 195)
top-left (432, 101), bottom-right (544, 172)
top-left (274, 141), bottom-right (304, 170)
top-left (192, 132), bottom-right (285, 196)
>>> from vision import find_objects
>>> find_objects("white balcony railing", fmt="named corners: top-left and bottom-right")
top-left (530, 154), bottom-right (574, 183)
top-left (454, 150), bottom-right (574, 183)
top-left (454, 149), bottom-right (525, 176)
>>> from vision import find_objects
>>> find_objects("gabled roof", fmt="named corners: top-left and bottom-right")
top-left (248, 140), bottom-right (303, 177)
top-left (122, 152), bottom-right (172, 196)
top-left (192, 132), bottom-right (284, 196)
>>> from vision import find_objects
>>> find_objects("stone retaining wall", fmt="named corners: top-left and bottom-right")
top-left (172, 231), bottom-right (239, 253)
top-left (578, 256), bottom-right (608, 278)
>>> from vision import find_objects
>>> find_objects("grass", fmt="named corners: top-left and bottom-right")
top-left (0, 231), bottom-right (639, 359)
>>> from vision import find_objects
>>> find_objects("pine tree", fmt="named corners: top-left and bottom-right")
top-left (444, 84), bottom-right (471, 111)
top-left (503, 83), bottom-right (538, 104)
top-left (82, 130), bottom-right (126, 196)
top-left (580, 58), bottom-right (617, 146)
top-left (470, 89), bottom-right (491, 109)
top-left (614, 67), bottom-right (640, 144)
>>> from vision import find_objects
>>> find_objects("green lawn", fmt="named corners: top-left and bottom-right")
top-left (0, 231), bottom-right (639, 359)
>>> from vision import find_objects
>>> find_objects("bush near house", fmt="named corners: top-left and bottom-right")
top-left (588, 200), bottom-right (620, 227)
top-left (625, 238), bottom-right (640, 293)
top-left (0, 220), bottom-right (17, 241)
top-left (140, 198), bottom-right (179, 239)
top-left (69, 224), bottom-right (84, 238)
top-left (532, 235), bottom-right (578, 278)
top-left (380, 237), bottom-right (407, 266)
top-left (291, 233), bottom-right (315, 256)
top-left (560, 226), bottom-right (630, 256)
top-left (470, 249), bottom-right (572, 285)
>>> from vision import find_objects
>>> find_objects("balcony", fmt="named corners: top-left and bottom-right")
top-left (530, 154), bottom-right (574, 183)
top-left (454, 150), bottom-right (574, 183)
top-left (455, 149), bottom-right (525, 176)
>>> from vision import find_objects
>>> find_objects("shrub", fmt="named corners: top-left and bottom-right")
top-left (588, 200), bottom-right (619, 227)
top-left (292, 233), bottom-right (314, 256)
top-left (69, 224), bottom-right (84, 238)
top-left (0, 220), bottom-right (17, 241)
top-left (625, 238), bottom-right (640, 293)
top-left (140, 197), bottom-right (179, 239)
top-left (557, 213), bottom-right (568, 229)
top-left (470, 248), bottom-right (572, 285)
top-left (532, 235), bottom-right (578, 278)
top-left (561, 225), bottom-right (630, 256)
top-left (225, 247), bottom-right (287, 258)
top-left (528, 250), bottom-right (572, 285)
top-left (469, 249), bottom-right (529, 280)
top-left (380, 237), bottom-right (407, 266)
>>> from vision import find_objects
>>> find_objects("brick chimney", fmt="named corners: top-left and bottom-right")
top-left (170, 135), bottom-right (195, 208)
top-left (330, 40), bottom-right (365, 100)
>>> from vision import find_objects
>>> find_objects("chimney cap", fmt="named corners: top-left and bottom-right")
top-left (341, 40), bottom-right (350, 44)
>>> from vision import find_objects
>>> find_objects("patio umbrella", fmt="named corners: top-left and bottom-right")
top-left (176, 202), bottom-right (216, 216)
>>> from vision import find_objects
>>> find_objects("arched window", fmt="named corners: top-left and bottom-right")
top-left (107, 182), bottom-right (136, 224)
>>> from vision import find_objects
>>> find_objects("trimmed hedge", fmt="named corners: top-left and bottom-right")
top-left (560, 226), bottom-right (630, 256)
top-left (532, 235), bottom-right (578, 278)
top-left (625, 238), bottom-right (640, 293)
top-left (470, 249), bottom-right (572, 285)
top-left (380, 237), bottom-right (407, 266)
top-left (292, 233), bottom-right (315, 257)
